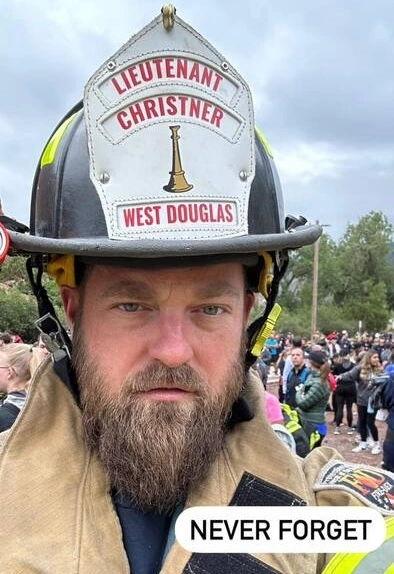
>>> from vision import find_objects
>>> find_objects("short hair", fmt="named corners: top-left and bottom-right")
top-left (292, 336), bottom-right (303, 348)
top-left (0, 332), bottom-right (12, 344)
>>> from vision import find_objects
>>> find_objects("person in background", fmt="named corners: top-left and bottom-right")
top-left (285, 347), bottom-right (309, 408)
top-left (36, 334), bottom-right (52, 358)
top-left (381, 370), bottom-right (394, 471)
top-left (275, 345), bottom-right (291, 403)
top-left (339, 350), bottom-right (384, 454)
top-left (380, 342), bottom-right (393, 366)
top-left (339, 330), bottom-right (351, 354)
top-left (331, 350), bottom-right (356, 435)
top-left (265, 331), bottom-right (280, 365)
top-left (351, 341), bottom-right (365, 363)
top-left (326, 333), bottom-right (340, 359)
top-left (295, 350), bottom-right (331, 447)
top-left (264, 390), bottom-right (284, 425)
top-left (251, 352), bottom-right (269, 389)
top-left (281, 336), bottom-right (304, 400)
top-left (0, 343), bottom-right (32, 431)
top-left (383, 350), bottom-right (394, 377)
top-left (373, 335), bottom-right (387, 361)
top-left (0, 332), bottom-right (12, 347)
top-left (36, 332), bottom-right (60, 358)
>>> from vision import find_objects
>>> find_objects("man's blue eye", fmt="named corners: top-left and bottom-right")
top-left (203, 306), bottom-right (223, 315)
top-left (119, 303), bottom-right (141, 312)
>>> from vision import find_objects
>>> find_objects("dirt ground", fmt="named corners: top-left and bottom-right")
top-left (320, 409), bottom-right (385, 467)
top-left (266, 378), bottom-right (386, 468)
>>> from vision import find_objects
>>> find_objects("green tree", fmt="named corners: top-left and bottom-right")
top-left (0, 256), bottom-right (27, 282)
top-left (0, 288), bottom-right (38, 342)
top-left (277, 211), bottom-right (394, 336)
top-left (277, 234), bottom-right (339, 334)
top-left (0, 256), bottom-right (66, 341)
top-left (334, 212), bottom-right (393, 330)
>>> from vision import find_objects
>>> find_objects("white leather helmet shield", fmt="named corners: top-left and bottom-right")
top-left (84, 12), bottom-right (254, 241)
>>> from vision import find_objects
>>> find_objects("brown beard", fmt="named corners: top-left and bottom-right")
top-left (72, 324), bottom-right (246, 514)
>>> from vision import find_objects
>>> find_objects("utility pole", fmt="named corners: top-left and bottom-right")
top-left (310, 221), bottom-right (330, 339)
top-left (311, 231), bottom-right (320, 338)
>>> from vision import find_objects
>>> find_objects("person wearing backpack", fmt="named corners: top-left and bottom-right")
top-left (295, 350), bottom-right (331, 447)
top-left (280, 403), bottom-right (321, 457)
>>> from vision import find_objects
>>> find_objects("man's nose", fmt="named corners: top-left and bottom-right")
top-left (148, 314), bottom-right (194, 368)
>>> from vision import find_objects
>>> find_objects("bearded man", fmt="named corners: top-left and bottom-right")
top-left (0, 6), bottom-right (392, 574)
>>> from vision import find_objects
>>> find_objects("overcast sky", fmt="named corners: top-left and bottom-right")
top-left (1, 0), bottom-right (393, 241)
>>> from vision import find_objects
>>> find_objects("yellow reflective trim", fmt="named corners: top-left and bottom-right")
top-left (40, 113), bottom-right (77, 168)
top-left (251, 303), bottom-right (282, 357)
top-left (286, 421), bottom-right (301, 433)
top-left (255, 126), bottom-right (273, 158)
top-left (322, 517), bottom-right (394, 574)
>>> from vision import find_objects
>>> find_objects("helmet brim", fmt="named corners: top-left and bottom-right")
top-left (9, 223), bottom-right (322, 258)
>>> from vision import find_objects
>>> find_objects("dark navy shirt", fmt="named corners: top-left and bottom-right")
top-left (112, 491), bottom-right (172, 574)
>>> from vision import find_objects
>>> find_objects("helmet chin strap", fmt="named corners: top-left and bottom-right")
top-left (26, 255), bottom-right (72, 357)
top-left (245, 250), bottom-right (289, 369)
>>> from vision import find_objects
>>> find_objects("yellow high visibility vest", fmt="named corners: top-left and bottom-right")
top-left (322, 517), bottom-right (394, 574)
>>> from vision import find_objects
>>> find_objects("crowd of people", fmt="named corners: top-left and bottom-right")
top-left (254, 329), bottom-right (394, 471)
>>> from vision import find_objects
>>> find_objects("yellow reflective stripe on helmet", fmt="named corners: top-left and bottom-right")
top-left (255, 126), bottom-right (273, 158)
top-left (322, 517), bottom-right (394, 574)
top-left (40, 113), bottom-right (78, 168)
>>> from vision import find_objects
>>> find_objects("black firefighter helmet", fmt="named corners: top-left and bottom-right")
top-left (4, 5), bottom-right (321, 362)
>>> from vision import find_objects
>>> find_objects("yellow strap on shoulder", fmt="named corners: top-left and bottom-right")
top-left (46, 254), bottom-right (76, 288)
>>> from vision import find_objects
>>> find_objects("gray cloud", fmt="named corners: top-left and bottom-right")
top-left (1, 0), bottom-right (393, 241)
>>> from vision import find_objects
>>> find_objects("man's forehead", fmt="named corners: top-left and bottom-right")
top-left (85, 260), bottom-right (246, 292)
top-left (77, 253), bottom-right (258, 270)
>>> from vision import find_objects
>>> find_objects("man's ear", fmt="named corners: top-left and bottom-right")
top-left (244, 290), bottom-right (256, 322)
top-left (60, 287), bottom-right (80, 335)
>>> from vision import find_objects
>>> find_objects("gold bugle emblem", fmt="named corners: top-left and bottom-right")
top-left (163, 125), bottom-right (193, 193)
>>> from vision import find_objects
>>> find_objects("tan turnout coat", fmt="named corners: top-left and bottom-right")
top-left (0, 359), bottom-right (380, 574)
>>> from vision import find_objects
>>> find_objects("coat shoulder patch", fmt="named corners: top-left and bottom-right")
top-left (314, 460), bottom-right (394, 515)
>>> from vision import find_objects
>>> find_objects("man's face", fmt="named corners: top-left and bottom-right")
top-left (37, 337), bottom-right (51, 357)
top-left (61, 262), bottom-right (254, 512)
top-left (291, 348), bottom-right (304, 367)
